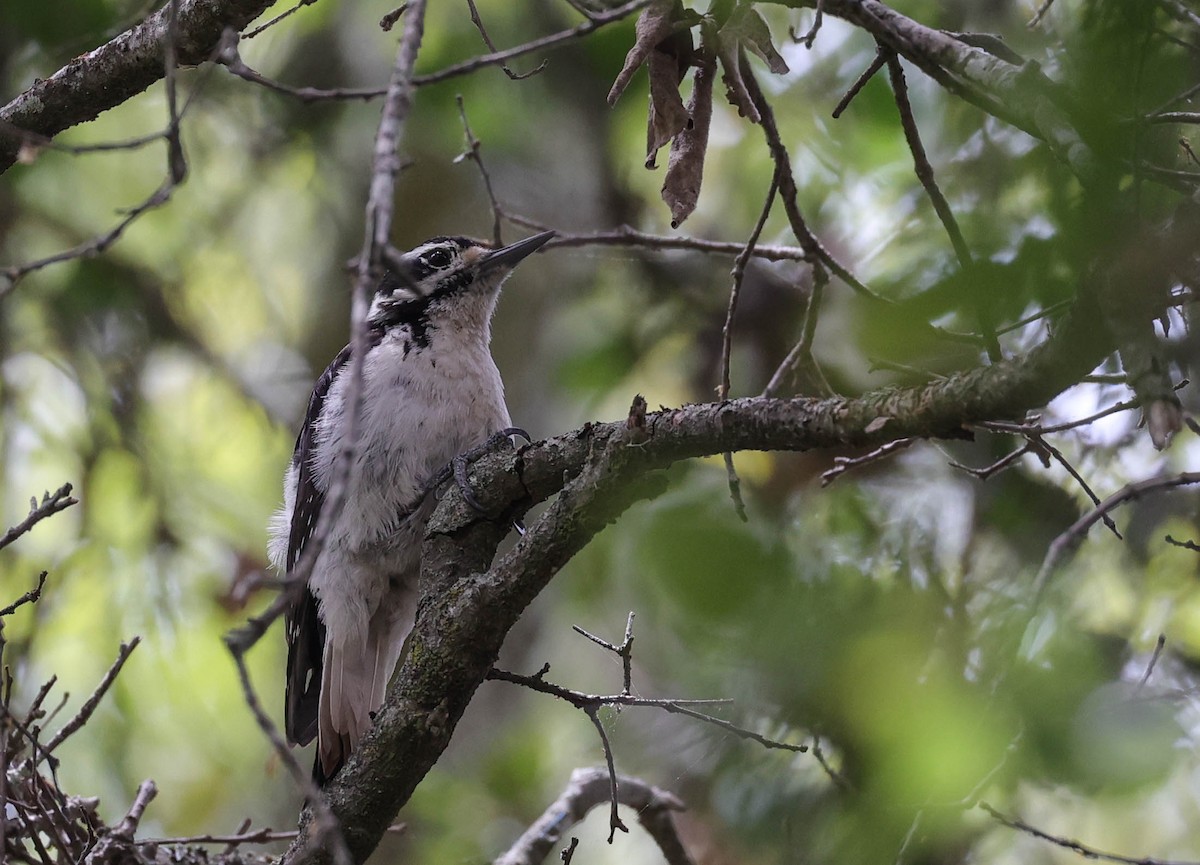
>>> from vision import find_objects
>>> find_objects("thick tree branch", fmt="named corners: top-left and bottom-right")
top-left (0, 0), bottom-right (276, 173)
top-left (764, 0), bottom-right (1140, 187)
top-left (283, 276), bottom-right (1128, 864)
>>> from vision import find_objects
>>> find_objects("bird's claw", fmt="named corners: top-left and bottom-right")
top-left (452, 453), bottom-right (486, 511)
top-left (446, 427), bottom-right (532, 514)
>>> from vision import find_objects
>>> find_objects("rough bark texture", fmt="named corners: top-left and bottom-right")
top-left (0, 0), bottom-right (275, 173)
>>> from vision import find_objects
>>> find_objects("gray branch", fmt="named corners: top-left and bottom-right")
top-left (0, 0), bottom-right (276, 173)
top-left (494, 767), bottom-right (693, 865)
top-left (278, 278), bottom-right (1143, 864)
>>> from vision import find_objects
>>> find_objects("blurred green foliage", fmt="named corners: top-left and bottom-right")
top-left (2, 0), bottom-right (1200, 863)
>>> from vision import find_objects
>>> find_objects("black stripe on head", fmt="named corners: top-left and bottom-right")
top-left (370, 236), bottom-right (483, 335)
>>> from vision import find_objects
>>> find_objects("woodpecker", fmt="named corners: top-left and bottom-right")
top-left (268, 230), bottom-right (554, 783)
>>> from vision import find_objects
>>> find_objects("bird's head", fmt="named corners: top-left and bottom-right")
top-left (368, 231), bottom-right (554, 332)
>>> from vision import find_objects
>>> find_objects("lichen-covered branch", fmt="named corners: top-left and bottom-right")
top-left (280, 277), bottom-right (1132, 864)
top-left (0, 0), bottom-right (276, 173)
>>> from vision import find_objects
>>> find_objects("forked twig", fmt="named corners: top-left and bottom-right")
top-left (0, 485), bottom-right (78, 552)
top-left (42, 638), bottom-right (141, 755)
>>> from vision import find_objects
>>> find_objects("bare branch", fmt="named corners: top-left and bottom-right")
top-left (0, 0), bottom-right (277, 173)
top-left (1035, 472), bottom-right (1200, 594)
top-left (244, 0), bottom-right (320, 38)
top-left (455, 96), bottom-right (504, 246)
top-left (140, 823), bottom-right (406, 847)
top-left (832, 48), bottom-right (887, 118)
top-left (584, 707), bottom-right (628, 843)
top-left (43, 638), bottom-right (141, 755)
top-left (884, 48), bottom-right (999, 360)
top-left (228, 647), bottom-right (353, 865)
top-left (1027, 0), bottom-right (1057, 27)
top-left (1165, 534), bottom-right (1200, 552)
top-left (0, 572), bottom-right (48, 618)
top-left (761, 264), bottom-right (831, 398)
top-left (1137, 634), bottom-right (1167, 690)
top-left (821, 438), bottom-right (916, 487)
top-left (486, 666), bottom-right (806, 755)
top-left (223, 0), bottom-right (428, 659)
top-left (982, 802), bottom-right (1199, 865)
top-left (741, 53), bottom-right (882, 302)
top-left (718, 168), bottom-right (779, 520)
top-left (465, 0), bottom-right (547, 80)
top-left (571, 611), bottom-right (637, 696)
top-left (0, 485), bottom-right (77, 553)
top-left (494, 767), bottom-right (692, 865)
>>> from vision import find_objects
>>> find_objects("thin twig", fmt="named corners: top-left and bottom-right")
top-left (1, 181), bottom-right (174, 292)
top-left (0, 572), bottom-right (48, 617)
top-left (42, 639), bottom-right (140, 755)
top-left (0, 485), bottom-right (77, 552)
top-left (455, 95), bottom-right (504, 245)
top-left (1166, 534), bottom-right (1200, 552)
top-left (761, 265), bottom-right (831, 397)
top-left (833, 49), bottom-right (887, 119)
top-left (140, 823), bottom-right (407, 846)
top-left (885, 49), bottom-right (999, 361)
top-left (979, 392), bottom-right (1144, 435)
top-left (244, 0), bottom-right (319, 38)
top-left (1027, 0), bottom-right (1057, 27)
top-left (810, 736), bottom-right (851, 789)
top-left (380, 4), bottom-right (409, 31)
top-left (113, 780), bottom-right (157, 839)
top-left (982, 802), bottom-right (1199, 865)
top-left (1030, 433), bottom-right (1121, 538)
top-left (229, 647), bottom-right (353, 865)
top-left (466, 0), bottom-right (547, 80)
top-left (572, 613), bottom-right (636, 696)
top-left (486, 667), bottom-right (807, 754)
top-left (224, 0), bottom-right (428, 658)
top-left (494, 767), bottom-right (690, 865)
top-left (226, 1), bottom-right (648, 101)
top-left (949, 443), bottom-right (1032, 480)
top-left (226, 10), bottom-right (428, 863)
top-left (414, 0), bottom-right (650, 87)
top-left (821, 438), bottom-right (915, 487)
top-left (740, 52), bottom-right (884, 303)
top-left (584, 708), bottom-right (629, 843)
top-left (797, 0), bottom-right (825, 47)
top-left (995, 299), bottom-right (1072, 336)
top-left (1137, 634), bottom-right (1167, 690)
top-left (1035, 472), bottom-right (1200, 595)
top-left (718, 170), bottom-right (779, 521)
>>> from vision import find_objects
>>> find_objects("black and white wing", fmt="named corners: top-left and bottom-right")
top-left (284, 344), bottom-right (352, 746)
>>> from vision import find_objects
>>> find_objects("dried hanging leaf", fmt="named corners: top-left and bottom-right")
top-left (715, 1), bottom-right (789, 121)
top-left (661, 58), bottom-right (715, 228)
top-left (722, 2), bottom-right (789, 74)
top-left (607, 0), bottom-right (680, 106)
top-left (1147, 399), bottom-right (1183, 450)
top-left (716, 37), bottom-right (759, 122)
top-left (645, 48), bottom-right (689, 168)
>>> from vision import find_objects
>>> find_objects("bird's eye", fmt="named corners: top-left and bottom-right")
top-left (425, 248), bottom-right (453, 269)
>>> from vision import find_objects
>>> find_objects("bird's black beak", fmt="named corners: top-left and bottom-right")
top-left (479, 231), bottom-right (556, 270)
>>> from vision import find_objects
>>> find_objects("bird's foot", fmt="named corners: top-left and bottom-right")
top-left (436, 428), bottom-right (532, 513)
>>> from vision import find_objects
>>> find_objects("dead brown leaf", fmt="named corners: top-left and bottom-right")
top-left (645, 48), bottom-right (690, 168)
top-left (717, 38), bottom-right (758, 122)
top-left (723, 2), bottom-right (789, 75)
top-left (661, 56), bottom-right (715, 228)
top-left (607, 0), bottom-right (680, 106)
top-left (715, 2), bottom-right (789, 122)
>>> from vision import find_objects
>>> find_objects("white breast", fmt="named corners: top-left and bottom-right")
top-left (319, 332), bottom-right (510, 551)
